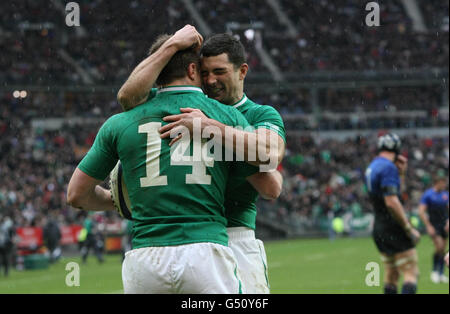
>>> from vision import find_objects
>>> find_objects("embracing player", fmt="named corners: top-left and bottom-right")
top-left (117, 25), bottom-right (286, 293)
top-left (418, 173), bottom-right (449, 283)
top-left (67, 33), bottom-right (280, 293)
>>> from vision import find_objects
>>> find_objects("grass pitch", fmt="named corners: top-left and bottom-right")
top-left (0, 236), bottom-right (447, 294)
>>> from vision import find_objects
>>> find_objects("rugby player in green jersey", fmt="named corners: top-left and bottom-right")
top-left (67, 33), bottom-right (276, 294)
top-left (117, 25), bottom-right (286, 293)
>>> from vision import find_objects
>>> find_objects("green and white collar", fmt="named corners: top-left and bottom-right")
top-left (157, 85), bottom-right (204, 95)
top-left (232, 94), bottom-right (248, 108)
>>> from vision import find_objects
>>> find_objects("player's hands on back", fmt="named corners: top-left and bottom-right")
top-left (168, 25), bottom-right (203, 52)
top-left (159, 108), bottom-right (211, 146)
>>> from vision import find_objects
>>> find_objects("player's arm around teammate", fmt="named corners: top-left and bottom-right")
top-left (117, 25), bottom-right (203, 110)
top-left (156, 105), bottom-right (284, 198)
top-left (246, 170), bottom-right (283, 200)
top-left (159, 107), bottom-right (284, 171)
top-left (117, 25), bottom-right (284, 171)
top-left (116, 25), bottom-right (284, 193)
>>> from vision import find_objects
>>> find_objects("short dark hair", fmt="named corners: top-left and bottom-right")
top-left (201, 33), bottom-right (247, 68)
top-left (149, 34), bottom-right (200, 86)
top-left (433, 171), bottom-right (447, 184)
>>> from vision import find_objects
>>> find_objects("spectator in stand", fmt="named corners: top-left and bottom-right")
top-left (43, 211), bottom-right (62, 263)
top-left (0, 215), bottom-right (15, 276)
top-left (80, 213), bottom-right (105, 264)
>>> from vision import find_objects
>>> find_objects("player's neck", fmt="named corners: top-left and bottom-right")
top-left (230, 90), bottom-right (245, 105)
top-left (433, 185), bottom-right (443, 192)
top-left (162, 78), bottom-right (201, 89)
top-left (378, 151), bottom-right (395, 162)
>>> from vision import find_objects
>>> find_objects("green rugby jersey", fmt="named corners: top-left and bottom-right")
top-left (225, 95), bottom-right (286, 229)
top-left (78, 86), bottom-right (251, 248)
top-left (143, 90), bottom-right (286, 230)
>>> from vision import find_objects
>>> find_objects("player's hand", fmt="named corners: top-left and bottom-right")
top-left (160, 108), bottom-right (210, 146)
top-left (426, 225), bottom-right (436, 238)
top-left (395, 155), bottom-right (408, 176)
top-left (168, 25), bottom-right (203, 53)
top-left (445, 252), bottom-right (449, 267)
top-left (407, 227), bottom-right (421, 245)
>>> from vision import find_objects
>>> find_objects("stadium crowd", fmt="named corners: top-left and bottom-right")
top-left (270, 0), bottom-right (449, 72)
top-left (3, 84), bottom-right (447, 122)
top-left (1, 0), bottom-right (448, 84)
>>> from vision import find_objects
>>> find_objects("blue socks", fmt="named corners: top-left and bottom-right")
top-left (384, 284), bottom-right (397, 294)
top-left (401, 282), bottom-right (417, 294)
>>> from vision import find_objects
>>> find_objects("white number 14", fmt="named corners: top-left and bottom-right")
top-left (138, 122), bottom-right (213, 187)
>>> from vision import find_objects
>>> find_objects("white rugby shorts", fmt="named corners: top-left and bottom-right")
top-left (122, 242), bottom-right (244, 294)
top-left (227, 227), bottom-right (270, 294)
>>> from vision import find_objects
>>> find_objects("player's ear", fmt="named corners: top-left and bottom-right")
top-left (187, 62), bottom-right (198, 81)
top-left (239, 63), bottom-right (249, 80)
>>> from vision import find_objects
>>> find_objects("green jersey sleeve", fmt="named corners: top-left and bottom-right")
top-left (77, 116), bottom-right (120, 181)
top-left (231, 162), bottom-right (260, 178)
top-left (248, 105), bottom-right (286, 143)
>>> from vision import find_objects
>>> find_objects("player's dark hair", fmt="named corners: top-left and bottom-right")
top-left (201, 33), bottom-right (247, 69)
top-left (432, 171), bottom-right (447, 184)
top-left (149, 34), bottom-right (200, 86)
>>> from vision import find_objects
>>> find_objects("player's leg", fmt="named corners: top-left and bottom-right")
top-left (177, 242), bottom-right (244, 294)
top-left (433, 234), bottom-right (448, 283)
top-left (227, 227), bottom-right (270, 294)
top-left (430, 231), bottom-right (446, 283)
top-left (380, 253), bottom-right (399, 294)
top-left (394, 248), bottom-right (419, 294)
top-left (375, 230), bottom-right (400, 294)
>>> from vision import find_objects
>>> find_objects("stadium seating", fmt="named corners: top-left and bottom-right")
top-left (2, 0), bottom-right (447, 84)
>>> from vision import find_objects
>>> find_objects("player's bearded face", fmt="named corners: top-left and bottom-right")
top-left (201, 54), bottom-right (240, 105)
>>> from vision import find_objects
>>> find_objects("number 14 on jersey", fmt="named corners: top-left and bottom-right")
top-left (138, 122), bottom-right (214, 187)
